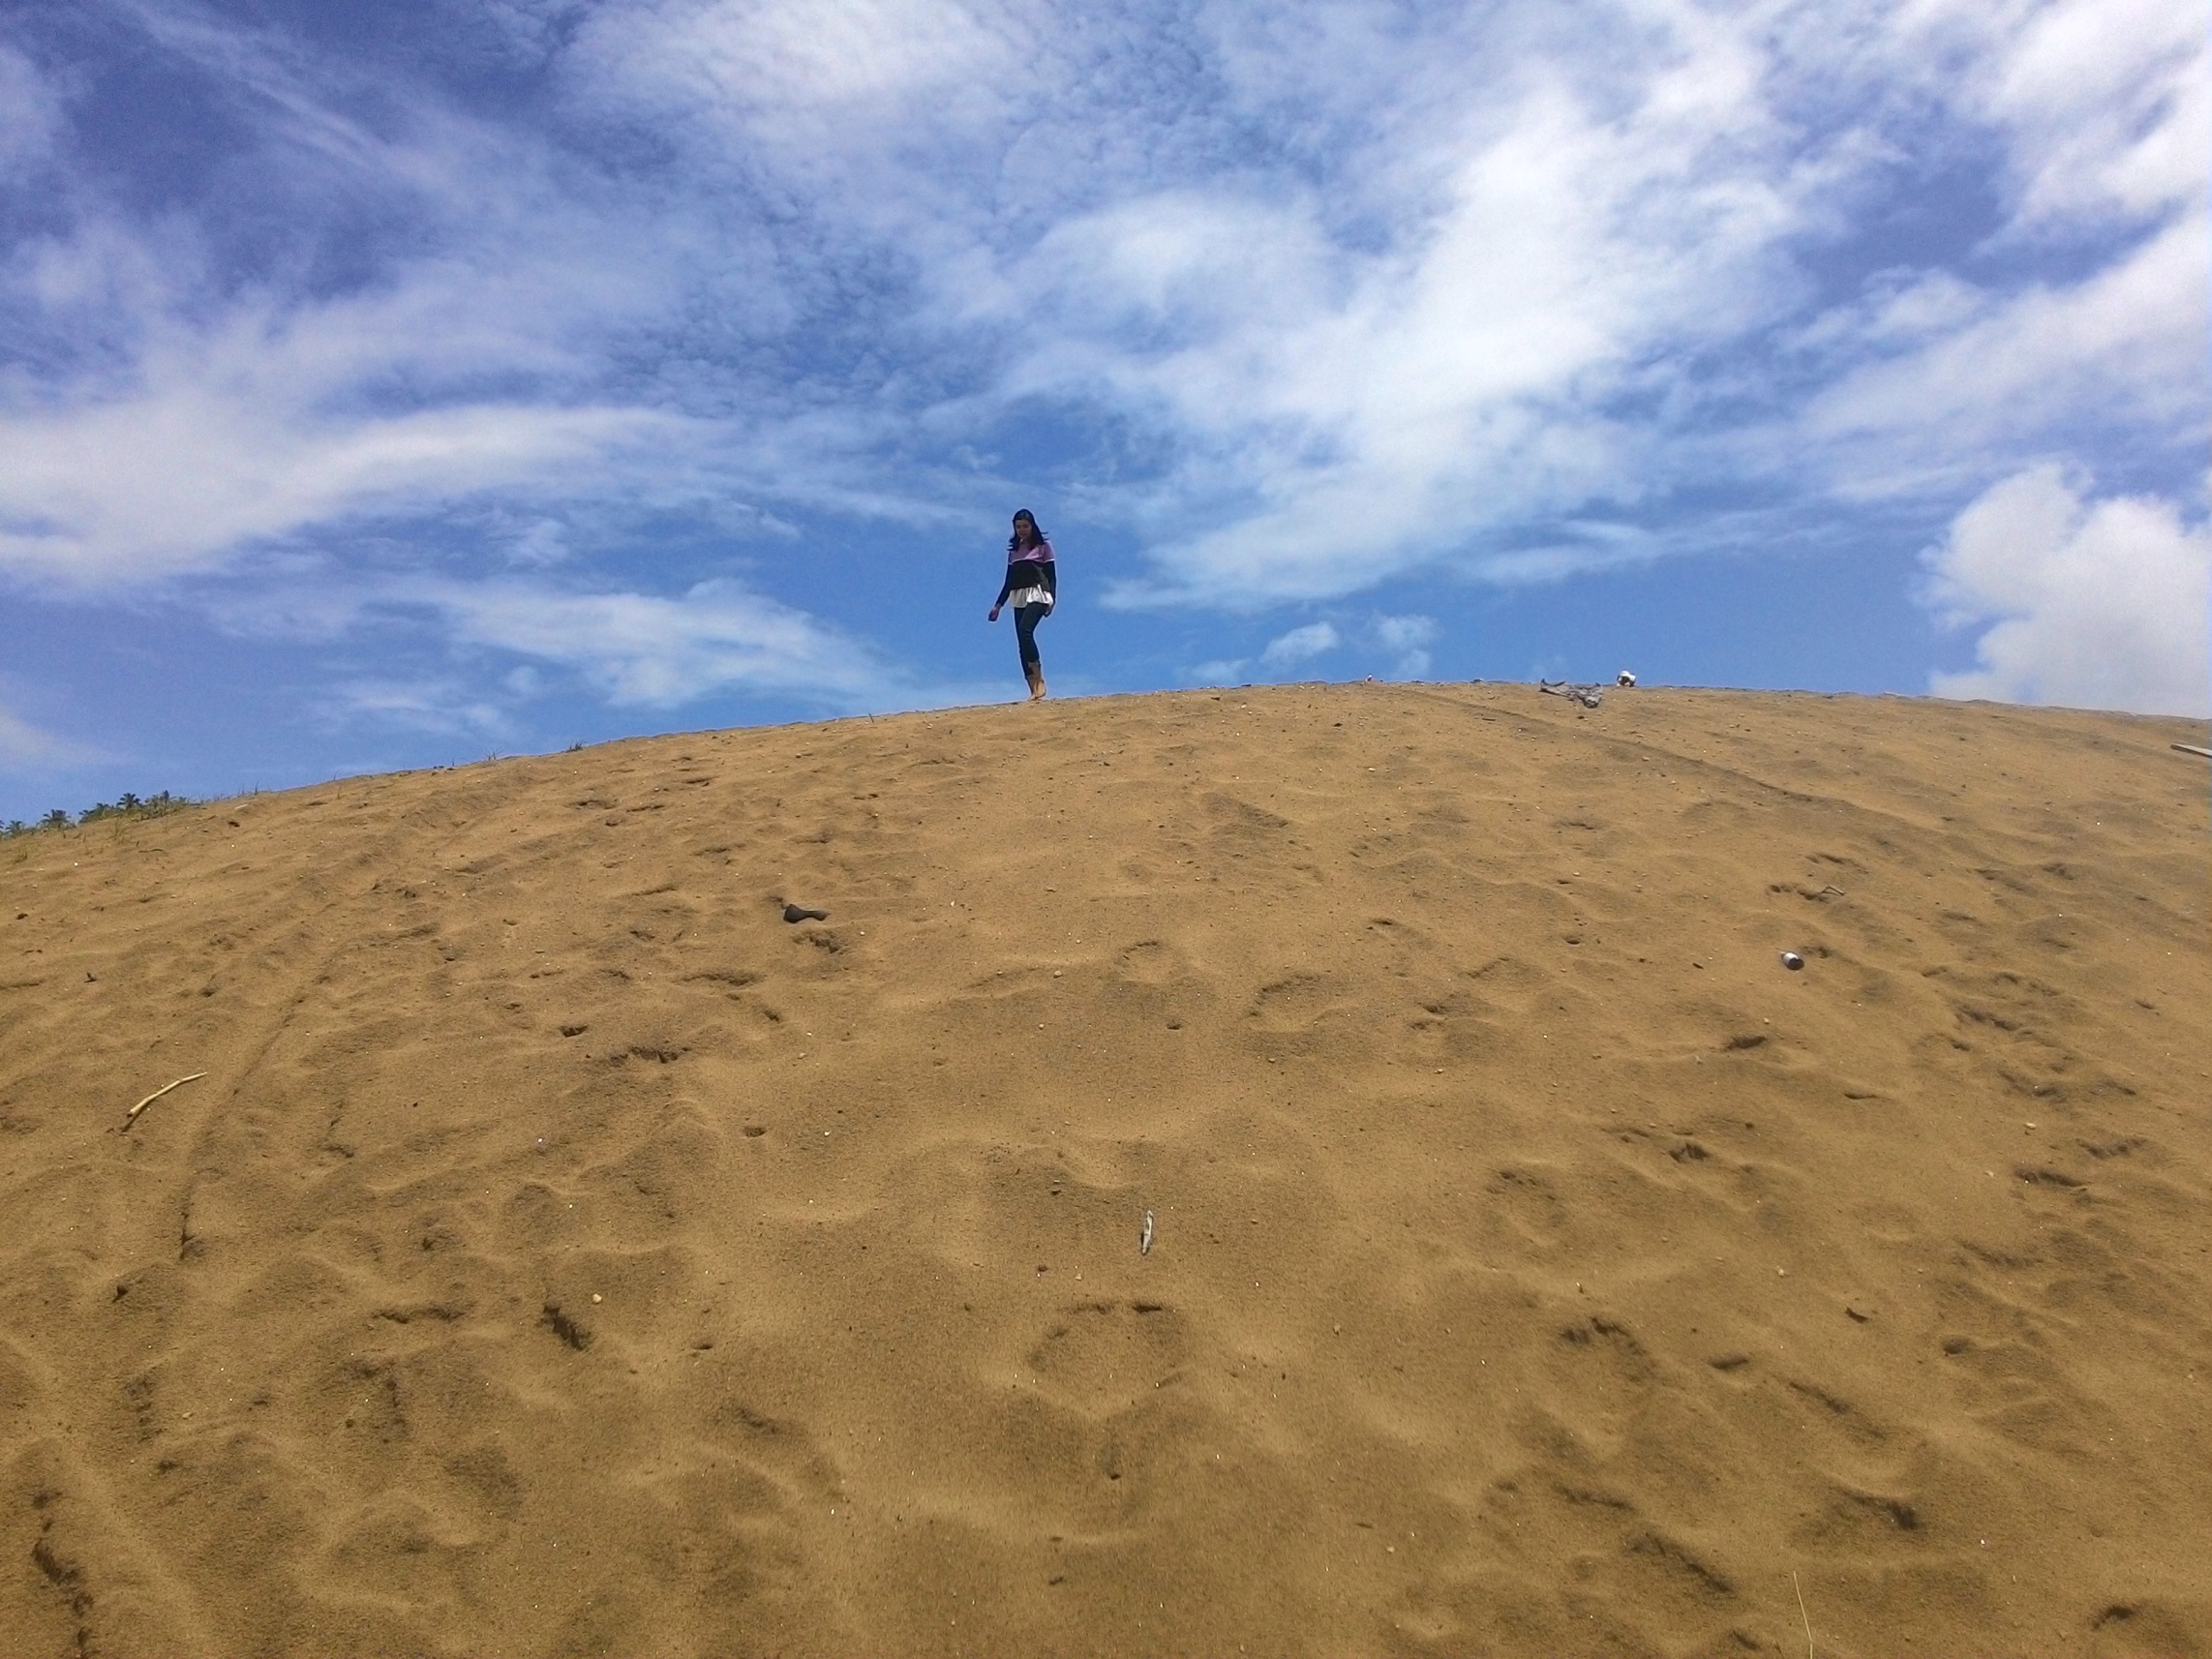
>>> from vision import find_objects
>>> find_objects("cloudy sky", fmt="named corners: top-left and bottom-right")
top-left (1, 0), bottom-right (2204, 819)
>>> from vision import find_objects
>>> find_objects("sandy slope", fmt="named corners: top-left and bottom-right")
top-left (2, 682), bottom-right (2207, 1659)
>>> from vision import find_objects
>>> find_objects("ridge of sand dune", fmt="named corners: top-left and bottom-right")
top-left (2, 683), bottom-right (2207, 1658)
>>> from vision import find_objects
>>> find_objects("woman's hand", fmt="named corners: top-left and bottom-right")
top-left (987, 605), bottom-right (1001, 622)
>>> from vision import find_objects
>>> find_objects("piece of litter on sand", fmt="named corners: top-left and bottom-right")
top-left (1139, 1210), bottom-right (1155, 1255)
top-left (1537, 679), bottom-right (1604, 709)
top-left (2172, 742), bottom-right (2212, 759)
top-left (782, 902), bottom-right (830, 923)
top-left (1780, 951), bottom-right (1805, 971)
top-left (1617, 670), bottom-right (1637, 687)
top-left (123, 1071), bottom-right (205, 1131)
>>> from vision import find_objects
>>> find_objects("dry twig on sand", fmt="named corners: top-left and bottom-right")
top-left (1538, 679), bottom-right (1606, 709)
top-left (2172, 743), bottom-right (2211, 760)
top-left (123, 1071), bottom-right (205, 1131)
top-left (1793, 1571), bottom-right (1814, 1659)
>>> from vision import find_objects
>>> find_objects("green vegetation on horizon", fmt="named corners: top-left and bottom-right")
top-left (2, 792), bottom-right (195, 838)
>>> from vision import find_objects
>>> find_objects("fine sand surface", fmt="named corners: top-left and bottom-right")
top-left (3, 683), bottom-right (2208, 1659)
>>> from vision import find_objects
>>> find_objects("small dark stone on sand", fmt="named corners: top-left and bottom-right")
top-left (783, 903), bottom-right (829, 923)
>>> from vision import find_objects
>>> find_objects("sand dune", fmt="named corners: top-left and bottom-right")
top-left (3, 682), bottom-right (2207, 1658)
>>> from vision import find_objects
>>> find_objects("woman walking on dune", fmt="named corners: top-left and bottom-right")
top-left (987, 508), bottom-right (1056, 701)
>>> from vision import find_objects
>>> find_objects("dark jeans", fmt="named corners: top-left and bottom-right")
top-left (1014, 602), bottom-right (1049, 671)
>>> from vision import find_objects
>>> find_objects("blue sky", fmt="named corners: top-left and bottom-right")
top-left (1, 0), bottom-right (2205, 820)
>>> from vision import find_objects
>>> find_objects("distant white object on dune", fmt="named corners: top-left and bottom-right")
top-left (1618, 670), bottom-right (1637, 687)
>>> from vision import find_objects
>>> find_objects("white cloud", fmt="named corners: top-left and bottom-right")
top-left (0, 23), bottom-right (712, 589)
top-left (1039, 0), bottom-right (2210, 605)
top-left (1805, 211), bottom-right (2208, 493)
top-left (0, 43), bottom-right (62, 171)
top-left (506, 520), bottom-right (573, 568)
top-left (1051, 49), bottom-right (1808, 605)
top-left (4, 1), bottom-right (903, 593)
top-left (1259, 621), bottom-right (1340, 671)
top-left (416, 577), bottom-right (930, 711)
top-left (307, 569), bottom-right (1008, 735)
top-left (1973, 0), bottom-right (2206, 229)
top-left (325, 678), bottom-right (512, 739)
top-left (0, 371), bottom-right (682, 587)
top-left (0, 700), bottom-right (86, 767)
top-left (1789, 0), bottom-right (2208, 498)
top-left (1374, 614), bottom-right (1439, 678)
top-left (574, 0), bottom-right (1026, 132)
top-left (1924, 466), bottom-right (2210, 716)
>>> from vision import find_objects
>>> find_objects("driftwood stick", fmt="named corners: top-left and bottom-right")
top-left (2172, 743), bottom-right (2211, 760)
top-left (123, 1071), bottom-right (205, 1131)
